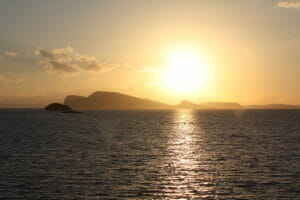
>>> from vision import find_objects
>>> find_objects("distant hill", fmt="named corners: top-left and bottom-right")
top-left (247, 104), bottom-right (300, 110)
top-left (63, 91), bottom-right (300, 110)
top-left (1, 91), bottom-right (299, 109)
top-left (176, 100), bottom-right (242, 109)
top-left (64, 91), bottom-right (170, 109)
top-left (199, 102), bottom-right (242, 109)
top-left (177, 100), bottom-right (198, 108)
top-left (177, 101), bottom-right (300, 110)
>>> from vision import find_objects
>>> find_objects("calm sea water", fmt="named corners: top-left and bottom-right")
top-left (0, 109), bottom-right (299, 199)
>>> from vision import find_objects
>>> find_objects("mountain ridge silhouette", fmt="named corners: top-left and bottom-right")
top-left (63, 91), bottom-right (300, 110)
top-left (64, 91), bottom-right (170, 109)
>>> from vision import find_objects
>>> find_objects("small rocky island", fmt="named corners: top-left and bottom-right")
top-left (44, 103), bottom-right (81, 113)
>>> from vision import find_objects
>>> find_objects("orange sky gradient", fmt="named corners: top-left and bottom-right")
top-left (0, 0), bottom-right (299, 106)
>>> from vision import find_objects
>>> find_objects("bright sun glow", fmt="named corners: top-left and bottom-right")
top-left (163, 49), bottom-right (209, 95)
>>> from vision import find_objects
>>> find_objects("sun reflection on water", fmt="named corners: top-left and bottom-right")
top-left (161, 109), bottom-right (214, 199)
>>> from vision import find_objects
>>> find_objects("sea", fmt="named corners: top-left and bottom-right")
top-left (0, 109), bottom-right (299, 199)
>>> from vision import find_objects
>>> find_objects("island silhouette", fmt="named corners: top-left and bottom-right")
top-left (45, 103), bottom-right (81, 113)
top-left (42, 91), bottom-right (300, 110)
top-left (64, 91), bottom-right (169, 109)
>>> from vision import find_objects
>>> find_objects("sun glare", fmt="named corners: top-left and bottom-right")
top-left (163, 49), bottom-right (209, 95)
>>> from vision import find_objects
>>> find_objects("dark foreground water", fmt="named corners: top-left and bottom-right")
top-left (0, 109), bottom-right (299, 199)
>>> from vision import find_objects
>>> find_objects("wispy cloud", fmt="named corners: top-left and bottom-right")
top-left (1, 50), bottom-right (38, 64)
top-left (1, 46), bottom-right (155, 75)
top-left (0, 74), bottom-right (24, 84)
top-left (3, 51), bottom-right (18, 57)
top-left (277, 0), bottom-right (300, 8)
top-left (37, 46), bottom-right (150, 74)
top-left (37, 47), bottom-right (103, 73)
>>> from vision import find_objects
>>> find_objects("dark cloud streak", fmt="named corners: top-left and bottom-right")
top-left (37, 47), bottom-right (102, 73)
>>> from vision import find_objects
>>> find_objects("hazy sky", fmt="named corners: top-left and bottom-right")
top-left (0, 0), bottom-right (299, 106)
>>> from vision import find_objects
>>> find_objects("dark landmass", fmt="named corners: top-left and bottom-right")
top-left (247, 104), bottom-right (300, 110)
top-left (44, 103), bottom-right (81, 113)
top-left (177, 100), bottom-right (198, 109)
top-left (64, 91), bottom-right (170, 109)
top-left (199, 102), bottom-right (242, 109)
top-left (63, 91), bottom-right (300, 110)
top-left (176, 100), bottom-right (242, 109)
top-left (1, 91), bottom-right (299, 109)
top-left (177, 101), bottom-right (300, 110)
top-left (45, 103), bottom-right (73, 111)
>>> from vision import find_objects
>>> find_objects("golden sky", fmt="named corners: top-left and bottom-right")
top-left (0, 0), bottom-right (300, 106)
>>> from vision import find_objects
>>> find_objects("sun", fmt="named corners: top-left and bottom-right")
top-left (162, 48), bottom-right (209, 95)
